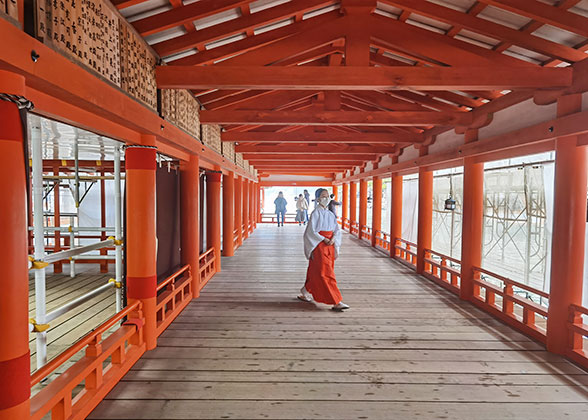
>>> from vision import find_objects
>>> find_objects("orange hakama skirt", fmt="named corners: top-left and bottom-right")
top-left (304, 231), bottom-right (342, 305)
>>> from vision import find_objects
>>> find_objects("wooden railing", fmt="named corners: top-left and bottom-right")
top-left (260, 213), bottom-right (298, 223)
top-left (155, 265), bottom-right (192, 337)
top-left (199, 247), bottom-right (216, 291)
top-left (472, 267), bottom-right (549, 343)
top-left (350, 221), bottom-right (359, 236)
top-left (341, 217), bottom-right (350, 231)
top-left (30, 301), bottom-right (145, 420)
top-left (424, 249), bottom-right (461, 295)
top-left (360, 226), bottom-right (372, 242)
top-left (393, 238), bottom-right (417, 269)
top-left (568, 304), bottom-right (588, 370)
top-left (374, 230), bottom-right (391, 252)
top-left (233, 229), bottom-right (239, 249)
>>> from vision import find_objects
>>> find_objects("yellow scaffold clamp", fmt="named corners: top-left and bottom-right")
top-left (68, 225), bottom-right (73, 233)
top-left (108, 236), bottom-right (123, 246)
top-left (29, 318), bottom-right (50, 333)
top-left (28, 256), bottom-right (49, 270)
top-left (109, 278), bottom-right (122, 289)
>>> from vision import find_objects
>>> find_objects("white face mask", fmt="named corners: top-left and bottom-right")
top-left (319, 196), bottom-right (330, 207)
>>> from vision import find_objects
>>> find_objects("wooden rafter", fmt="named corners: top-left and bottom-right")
top-left (156, 66), bottom-right (572, 91)
top-left (222, 131), bottom-right (423, 143)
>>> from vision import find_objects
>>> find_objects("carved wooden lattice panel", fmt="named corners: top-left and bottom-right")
top-left (203, 124), bottom-right (222, 155)
top-left (36, 0), bottom-right (121, 86)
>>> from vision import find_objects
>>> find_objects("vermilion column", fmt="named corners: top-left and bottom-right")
top-left (359, 179), bottom-right (367, 239)
top-left (180, 155), bottom-right (200, 297)
top-left (222, 172), bottom-right (235, 257)
top-left (126, 144), bottom-right (158, 350)
top-left (243, 180), bottom-right (249, 238)
top-left (235, 176), bottom-right (243, 246)
top-left (390, 174), bottom-right (403, 257)
top-left (349, 182), bottom-right (357, 234)
top-left (460, 129), bottom-right (484, 301)
top-left (371, 177), bottom-right (382, 247)
top-left (334, 184), bottom-right (339, 202)
top-left (547, 94), bottom-right (586, 355)
top-left (249, 181), bottom-right (255, 231)
top-left (416, 168), bottom-right (433, 274)
top-left (0, 71), bottom-right (30, 420)
top-left (206, 171), bottom-right (222, 272)
top-left (342, 183), bottom-right (349, 225)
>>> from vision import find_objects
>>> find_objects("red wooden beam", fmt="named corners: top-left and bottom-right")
top-left (169, 10), bottom-right (340, 66)
top-left (243, 154), bottom-right (377, 161)
top-left (384, 0), bottom-right (587, 63)
top-left (133, 0), bottom-right (251, 36)
top-left (202, 110), bottom-right (470, 126)
top-left (235, 144), bottom-right (398, 154)
top-left (152, 0), bottom-right (335, 56)
top-left (480, 0), bottom-right (588, 38)
top-left (156, 65), bottom-right (572, 91)
top-left (222, 131), bottom-right (423, 143)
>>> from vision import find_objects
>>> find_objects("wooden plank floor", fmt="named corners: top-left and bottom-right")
top-left (29, 265), bottom-right (116, 373)
top-left (90, 224), bottom-right (588, 419)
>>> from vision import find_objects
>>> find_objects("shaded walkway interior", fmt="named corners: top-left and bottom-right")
top-left (90, 225), bottom-right (588, 419)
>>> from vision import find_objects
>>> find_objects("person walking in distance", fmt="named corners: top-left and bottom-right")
top-left (274, 191), bottom-right (287, 227)
top-left (296, 193), bottom-right (309, 225)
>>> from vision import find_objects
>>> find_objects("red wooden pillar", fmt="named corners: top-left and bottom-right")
top-left (371, 177), bottom-right (382, 247)
top-left (0, 71), bottom-right (30, 420)
top-left (390, 174), bottom-right (402, 257)
top-left (349, 182), bottom-right (357, 234)
top-left (547, 94), bottom-right (586, 355)
top-left (206, 171), bottom-right (222, 272)
top-left (235, 176), bottom-right (243, 246)
top-left (222, 171), bottom-right (235, 257)
top-left (460, 129), bottom-right (484, 301)
top-left (359, 179), bottom-right (367, 239)
top-left (180, 155), bottom-right (200, 297)
top-left (243, 180), bottom-right (249, 238)
top-left (125, 144), bottom-right (158, 350)
top-left (334, 184), bottom-right (339, 202)
top-left (416, 168), bottom-right (433, 274)
top-left (342, 183), bottom-right (349, 226)
top-left (249, 181), bottom-right (255, 231)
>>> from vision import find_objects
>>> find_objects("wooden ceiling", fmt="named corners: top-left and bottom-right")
top-left (114, 0), bottom-right (588, 178)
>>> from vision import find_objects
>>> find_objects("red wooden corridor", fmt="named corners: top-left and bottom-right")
top-left (1, 0), bottom-right (588, 419)
top-left (89, 225), bottom-right (588, 420)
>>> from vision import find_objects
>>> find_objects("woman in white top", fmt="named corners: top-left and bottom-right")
top-left (295, 193), bottom-right (309, 225)
top-left (298, 189), bottom-right (349, 311)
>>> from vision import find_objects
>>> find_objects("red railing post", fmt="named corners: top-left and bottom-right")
top-left (243, 179), bottom-right (249, 239)
top-left (547, 93), bottom-right (587, 355)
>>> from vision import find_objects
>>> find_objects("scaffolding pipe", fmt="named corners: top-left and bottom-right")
top-left (44, 281), bottom-right (116, 323)
top-left (72, 255), bottom-right (114, 260)
top-left (29, 226), bottom-right (115, 232)
top-left (42, 238), bottom-right (115, 263)
top-left (114, 146), bottom-right (122, 313)
top-left (74, 134), bottom-right (79, 208)
top-left (69, 229), bottom-right (75, 278)
top-left (31, 119), bottom-right (48, 369)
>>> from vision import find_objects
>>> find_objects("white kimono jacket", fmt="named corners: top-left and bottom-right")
top-left (303, 205), bottom-right (342, 260)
